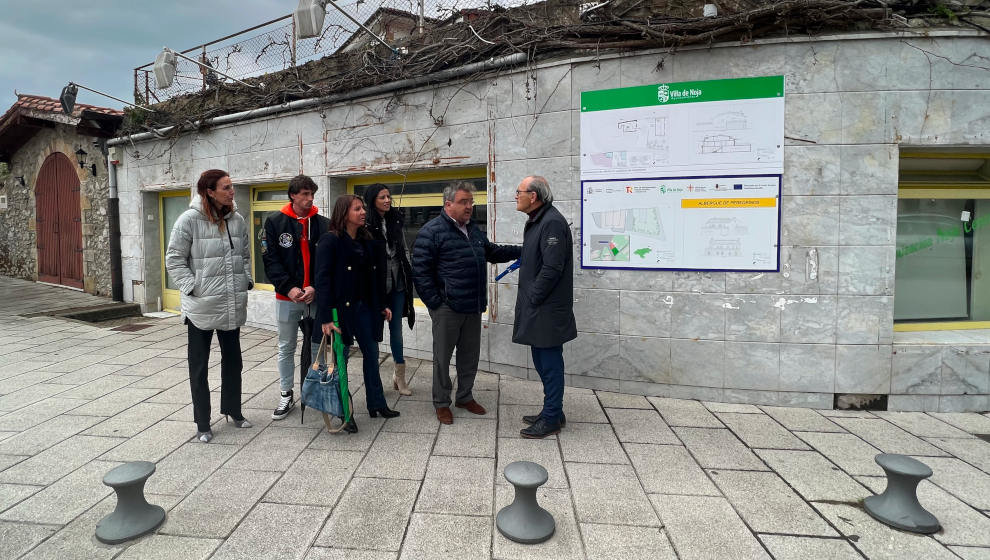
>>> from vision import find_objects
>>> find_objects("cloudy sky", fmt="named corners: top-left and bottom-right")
top-left (0, 1), bottom-right (297, 110)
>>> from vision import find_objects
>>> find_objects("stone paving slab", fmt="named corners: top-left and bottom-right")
top-left (114, 535), bottom-right (221, 560)
top-left (794, 431), bottom-right (885, 476)
top-left (931, 412), bottom-right (990, 434)
top-left (316, 477), bottom-right (419, 551)
top-left (625, 443), bottom-right (720, 496)
top-left (400, 512), bottom-right (492, 560)
top-left (831, 417), bottom-right (950, 456)
top-left (716, 411), bottom-right (811, 450)
top-left (159, 468), bottom-right (281, 538)
top-left (416, 455), bottom-right (494, 516)
top-left (915, 456), bottom-right (990, 510)
top-left (648, 397), bottom-right (724, 428)
top-left (816, 502), bottom-right (958, 560)
top-left (558, 422), bottom-right (628, 464)
top-left (580, 523), bottom-right (677, 560)
top-left (595, 391), bottom-right (653, 409)
top-left (673, 427), bottom-right (768, 470)
top-left (873, 411), bottom-right (974, 438)
top-left (707, 469), bottom-right (837, 536)
top-left (211, 503), bottom-right (330, 560)
top-left (754, 449), bottom-right (872, 502)
top-left (566, 462), bottom-right (659, 526)
top-left (0, 277), bottom-right (989, 560)
top-left (759, 535), bottom-right (863, 560)
top-left (651, 494), bottom-right (771, 560)
top-left (606, 407), bottom-right (679, 444)
top-left (925, 436), bottom-right (990, 473)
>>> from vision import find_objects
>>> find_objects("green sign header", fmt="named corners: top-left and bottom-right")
top-left (581, 75), bottom-right (784, 112)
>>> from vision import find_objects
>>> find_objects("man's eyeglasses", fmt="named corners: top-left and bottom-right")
top-left (515, 190), bottom-right (534, 196)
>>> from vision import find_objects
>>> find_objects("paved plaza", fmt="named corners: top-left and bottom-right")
top-left (0, 277), bottom-right (989, 559)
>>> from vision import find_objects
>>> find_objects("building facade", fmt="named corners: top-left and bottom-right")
top-left (0, 95), bottom-right (122, 296)
top-left (112, 31), bottom-right (990, 411)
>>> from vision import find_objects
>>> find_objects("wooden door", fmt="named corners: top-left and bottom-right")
top-left (35, 152), bottom-right (84, 289)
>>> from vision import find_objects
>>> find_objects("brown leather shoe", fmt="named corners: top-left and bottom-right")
top-left (455, 399), bottom-right (487, 415)
top-left (436, 407), bottom-right (453, 424)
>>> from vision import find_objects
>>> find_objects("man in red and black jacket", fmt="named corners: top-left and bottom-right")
top-left (262, 175), bottom-right (332, 420)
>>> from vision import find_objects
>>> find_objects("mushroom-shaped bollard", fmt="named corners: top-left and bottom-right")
top-left (95, 461), bottom-right (166, 544)
top-left (496, 461), bottom-right (555, 544)
top-left (864, 453), bottom-right (940, 534)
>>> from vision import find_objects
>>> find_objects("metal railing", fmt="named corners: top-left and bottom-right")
top-left (132, 0), bottom-right (502, 105)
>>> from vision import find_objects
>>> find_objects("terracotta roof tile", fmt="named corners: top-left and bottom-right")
top-left (11, 93), bottom-right (124, 118)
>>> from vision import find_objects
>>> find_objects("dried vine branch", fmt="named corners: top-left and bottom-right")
top-left (122, 0), bottom-right (986, 136)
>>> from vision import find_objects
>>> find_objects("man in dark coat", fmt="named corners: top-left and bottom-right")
top-left (512, 176), bottom-right (577, 438)
top-left (412, 181), bottom-right (521, 425)
top-left (261, 174), bottom-right (332, 420)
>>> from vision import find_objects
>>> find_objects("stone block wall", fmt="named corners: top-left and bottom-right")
top-left (115, 31), bottom-right (990, 410)
top-left (0, 126), bottom-right (112, 296)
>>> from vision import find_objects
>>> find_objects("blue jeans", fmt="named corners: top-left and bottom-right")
top-left (385, 289), bottom-right (405, 364)
top-left (352, 301), bottom-right (388, 412)
top-left (531, 345), bottom-right (565, 425)
top-left (276, 299), bottom-right (320, 393)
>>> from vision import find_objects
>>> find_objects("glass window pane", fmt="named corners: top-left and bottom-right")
top-left (354, 176), bottom-right (486, 198)
top-left (970, 199), bottom-right (990, 320)
top-left (252, 210), bottom-right (282, 285)
top-left (395, 205), bottom-right (487, 300)
top-left (162, 195), bottom-right (190, 291)
top-left (894, 199), bottom-right (969, 321)
top-left (256, 190), bottom-right (289, 201)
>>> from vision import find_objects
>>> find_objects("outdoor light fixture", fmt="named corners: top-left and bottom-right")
top-left (294, 0), bottom-right (401, 55)
top-left (59, 82), bottom-right (152, 116)
top-left (153, 47), bottom-right (262, 90)
top-left (75, 148), bottom-right (88, 168)
top-left (15, 176), bottom-right (25, 187)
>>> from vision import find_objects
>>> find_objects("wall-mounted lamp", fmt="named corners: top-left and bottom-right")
top-left (154, 47), bottom-right (264, 90)
top-left (59, 82), bottom-right (153, 116)
top-left (74, 149), bottom-right (97, 176)
top-left (15, 176), bottom-right (25, 187)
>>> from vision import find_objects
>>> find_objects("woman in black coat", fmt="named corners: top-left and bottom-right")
top-left (363, 184), bottom-right (415, 396)
top-left (315, 195), bottom-right (400, 424)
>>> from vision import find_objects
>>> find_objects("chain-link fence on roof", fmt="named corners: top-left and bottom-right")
top-left (133, 0), bottom-right (520, 106)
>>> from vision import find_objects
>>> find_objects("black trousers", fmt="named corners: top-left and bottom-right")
top-left (187, 321), bottom-right (243, 432)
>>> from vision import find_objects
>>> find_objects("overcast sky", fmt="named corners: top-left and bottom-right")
top-left (0, 1), bottom-right (294, 110)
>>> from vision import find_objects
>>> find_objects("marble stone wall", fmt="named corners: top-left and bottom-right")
top-left (115, 31), bottom-right (990, 411)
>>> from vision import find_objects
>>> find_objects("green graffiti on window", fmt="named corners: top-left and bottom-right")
top-left (897, 213), bottom-right (990, 259)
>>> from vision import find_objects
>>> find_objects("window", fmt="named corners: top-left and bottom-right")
top-left (894, 151), bottom-right (990, 330)
top-left (348, 168), bottom-right (488, 302)
top-left (249, 184), bottom-right (289, 290)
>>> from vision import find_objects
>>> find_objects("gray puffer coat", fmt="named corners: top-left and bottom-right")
top-left (165, 193), bottom-right (254, 331)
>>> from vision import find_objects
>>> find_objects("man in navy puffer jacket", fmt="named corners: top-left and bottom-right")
top-left (412, 181), bottom-right (520, 425)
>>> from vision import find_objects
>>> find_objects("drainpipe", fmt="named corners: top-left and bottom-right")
top-left (106, 152), bottom-right (123, 302)
top-left (108, 52), bottom-right (528, 146)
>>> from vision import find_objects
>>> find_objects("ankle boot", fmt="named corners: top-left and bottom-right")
top-left (392, 363), bottom-right (412, 396)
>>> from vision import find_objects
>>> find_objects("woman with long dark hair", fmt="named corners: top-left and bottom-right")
top-left (315, 195), bottom-right (400, 427)
top-left (165, 169), bottom-right (253, 443)
top-left (363, 184), bottom-right (415, 395)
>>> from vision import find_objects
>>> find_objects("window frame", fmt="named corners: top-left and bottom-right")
top-left (249, 183), bottom-right (290, 291)
top-left (894, 151), bottom-right (990, 332)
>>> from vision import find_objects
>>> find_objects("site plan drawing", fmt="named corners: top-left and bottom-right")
top-left (580, 76), bottom-right (784, 271)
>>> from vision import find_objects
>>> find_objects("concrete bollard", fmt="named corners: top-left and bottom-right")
top-left (864, 453), bottom-right (940, 534)
top-left (95, 461), bottom-right (166, 544)
top-left (496, 461), bottom-right (555, 544)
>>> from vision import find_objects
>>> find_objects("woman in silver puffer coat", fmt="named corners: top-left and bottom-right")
top-left (165, 169), bottom-right (254, 442)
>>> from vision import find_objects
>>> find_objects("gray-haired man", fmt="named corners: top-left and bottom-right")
top-left (412, 182), bottom-right (521, 424)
